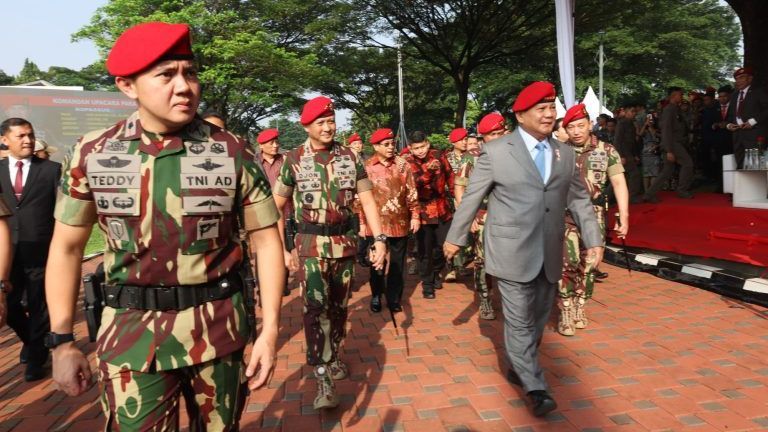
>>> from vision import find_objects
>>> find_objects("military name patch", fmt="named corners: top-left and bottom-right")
top-left (184, 141), bottom-right (228, 156)
top-left (87, 154), bottom-right (142, 173)
top-left (88, 173), bottom-right (140, 189)
top-left (105, 217), bottom-right (129, 241)
top-left (181, 157), bottom-right (235, 174)
top-left (94, 191), bottom-right (140, 216)
top-left (197, 219), bottom-right (220, 240)
top-left (297, 179), bottom-right (322, 192)
top-left (181, 173), bottom-right (236, 190)
top-left (182, 195), bottom-right (234, 214)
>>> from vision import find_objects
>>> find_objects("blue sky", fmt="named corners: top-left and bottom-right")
top-left (1, 0), bottom-right (106, 76)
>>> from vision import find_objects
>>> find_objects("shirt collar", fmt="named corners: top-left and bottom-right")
top-left (8, 155), bottom-right (31, 166)
top-left (741, 85), bottom-right (751, 94)
top-left (372, 154), bottom-right (393, 166)
top-left (519, 127), bottom-right (548, 152)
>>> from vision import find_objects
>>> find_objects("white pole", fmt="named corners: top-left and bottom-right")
top-left (397, 47), bottom-right (407, 150)
top-left (598, 31), bottom-right (605, 111)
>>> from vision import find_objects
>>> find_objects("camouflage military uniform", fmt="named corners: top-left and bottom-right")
top-left (273, 140), bottom-right (371, 368)
top-left (445, 150), bottom-right (470, 279)
top-left (55, 112), bottom-right (280, 430)
top-left (558, 135), bottom-right (623, 335)
top-left (456, 156), bottom-right (494, 319)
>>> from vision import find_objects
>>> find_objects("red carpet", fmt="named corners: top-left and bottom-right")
top-left (607, 192), bottom-right (768, 266)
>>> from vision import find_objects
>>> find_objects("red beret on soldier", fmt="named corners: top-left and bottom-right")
top-left (477, 113), bottom-right (506, 135)
top-left (257, 128), bottom-right (279, 144)
top-left (448, 127), bottom-right (468, 143)
top-left (106, 22), bottom-right (193, 77)
top-left (562, 103), bottom-right (589, 128)
top-left (369, 128), bottom-right (394, 145)
top-left (512, 81), bottom-right (556, 112)
top-left (300, 96), bottom-right (334, 125)
top-left (733, 66), bottom-right (753, 78)
top-left (348, 132), bottom-right (362, 144)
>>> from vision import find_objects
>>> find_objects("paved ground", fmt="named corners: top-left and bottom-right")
top-left (0, 257), bottom-right (767, 431)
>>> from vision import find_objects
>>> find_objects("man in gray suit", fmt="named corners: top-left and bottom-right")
top-left (444, 81), bottom-right (603, 417)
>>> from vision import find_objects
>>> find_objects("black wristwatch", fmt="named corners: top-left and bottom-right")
top-left (44, 332), bottom-right (75, 349)
top-left (374, 234), bottom-right (387, 243)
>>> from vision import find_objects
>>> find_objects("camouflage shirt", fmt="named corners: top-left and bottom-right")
top-left (455, 155), bottom-right (487, 224)
top-left (273, 139), bottom-right (372, 258)
top-left (55, 111), bottom-right (280, 371)
top-left (572, 135), bottom-right (625, 205)
top-left (0, 195), bottom-right (10, 217)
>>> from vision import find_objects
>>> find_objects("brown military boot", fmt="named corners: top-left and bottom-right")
top-left (478, 294), bottom-right (495, 320)
top-left (557, 299), bottom-right (576, 336)
top-left (329, 359), bottom-right (348, 380)
top-left (574, 298), bottom-right (588, 329)
top-left (313, 365), bottom-right (339, 410)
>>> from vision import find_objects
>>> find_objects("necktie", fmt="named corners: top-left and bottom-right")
top-left (534, 143), bottom-right (546, 181)
top-left (721, 105), bottom-right (727, 121)
top-left (14, 160), bottom-right (23, 200)
top-left (737, 90), bottom-right (745, 119)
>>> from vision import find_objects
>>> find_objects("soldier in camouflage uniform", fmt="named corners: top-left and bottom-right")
top-left (272, 96), bottom-right (387, 410)
top-left (444, 128), bottom-right (469, 282)
top-left (44, 22), bottom-right (286, 431)
top-left (455, 113), bottom-right (509, 320)
top-left (557, 104), bottom-right (629, 336)
top-left (0, 195), bottom-right (14, 329)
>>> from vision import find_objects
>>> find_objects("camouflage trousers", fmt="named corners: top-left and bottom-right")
top-left (473, 224), bottom-right (489, 297)
top-left (300, 256), bottom-right (355, 366)
top-left (558, 208), bottom-right (605, 302)
top-left (99, 350), bottom-right (246, 431)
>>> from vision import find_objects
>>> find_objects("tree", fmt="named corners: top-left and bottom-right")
top-left (74, 0), bottom-right (336, 136)
top-left (0, 70), bottom-right (13, 86)
top-left (14, 59), bottom-right (44, 84)
top-left (43, 64), bottom-right (115, 91)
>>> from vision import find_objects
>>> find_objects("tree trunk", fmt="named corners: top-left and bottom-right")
top-left (453, 73), bottom-right (470, 128)
top-left (726, 0), bottom-right (768, 86)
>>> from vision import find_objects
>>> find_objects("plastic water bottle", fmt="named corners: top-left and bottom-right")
top-left (745, 149), bottom-right (755, 170)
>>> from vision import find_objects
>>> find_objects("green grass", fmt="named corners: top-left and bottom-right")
top-left (84, 225), bottom-right (106, 256)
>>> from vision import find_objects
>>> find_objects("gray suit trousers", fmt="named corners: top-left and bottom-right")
top-left (497, 268), bottom-right (556, 393)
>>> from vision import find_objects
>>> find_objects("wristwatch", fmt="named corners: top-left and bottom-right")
top-left (374, 234), bottom-right (387, 243)
top-left (0, 280), bottom-right (10, 294)
top-left (44, 332), bottom-right (75, 349)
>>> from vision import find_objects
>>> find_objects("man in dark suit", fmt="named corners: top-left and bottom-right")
top-left (444, 82), bottom-right (602, 417)
top-left (726, 67), bottom-right (768, 169)
top-left (0, 118), bottom-right (61, 381)
top-left (700, 87), bottom-right (733, 190)
top-left (613, 104), bottom-right (643, 202)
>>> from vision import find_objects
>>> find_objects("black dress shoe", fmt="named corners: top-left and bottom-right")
top-left (423, 290), bottom-right (435, 299)
top-left (389, 303), bottom-right (403, 312)
top-left (527, 390), bottom-right (557, 417)
top-left (593, 270), bottom-right (608, 280)
top-left (24, 363), bottom-right (47, 382)
top-left (20, 345), bottom-right (28, 365)
top-left (370, 295), bottom-right (382, 312)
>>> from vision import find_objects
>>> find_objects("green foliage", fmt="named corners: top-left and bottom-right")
top-left (427, 133), bottom-right (450, 151)
top-left (14, 59), bottom-right (45, 84)
top-left (0, 70), bottom-right (13, 86)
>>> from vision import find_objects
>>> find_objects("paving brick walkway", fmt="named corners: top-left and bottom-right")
top-left (0, 257), bottom-right (766, 431)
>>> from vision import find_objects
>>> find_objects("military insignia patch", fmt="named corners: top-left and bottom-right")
top-left (103, 139), bottom-right (129, 153)
top-left (182, 195), bottom-right (234, 214)
top-left (106, 217), bottom-right (129, 242)
top-left (197, 219), bottom-right (220, 240)
top-left (188, 142), bottom-right (206, 155)
top-left (93, 191), bottom-right (140, 216)
top-left (210, 142), bottom-right (226, 154)
top-left (88, 154), bottom-right (141, 173)
top-left (181, 157), bottom-right (235, 174)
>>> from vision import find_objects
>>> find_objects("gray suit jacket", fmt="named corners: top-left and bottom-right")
top-left (445, 128), bottom-right (602, 283)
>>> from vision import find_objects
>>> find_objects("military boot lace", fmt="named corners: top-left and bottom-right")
top-left (479, 295), bottom-right (495, 320)
top-left (558, 301), bottom-right (576, 336)
top-left (313, 365), bottom-right (339, 410)
top-left (574, 299), bottom-right (588, 329)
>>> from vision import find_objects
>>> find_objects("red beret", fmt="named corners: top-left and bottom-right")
top-left (734, 66), bottom-right (753, 78)
top-left (562, 103), bottom-right (589, 128)
top-left (300, 96), bottom-right (334, 125)
top-left (348, 132), bottom-right (362, 143)
top-left (370, 128), bottom-right (394, 144)
top-left (106, 22), bottom-right (193, 77)
top-left (448, 128), bottom-right (468, 143)
top-left (512, 81), bottom-right (556, 112)
top-left (477, 113), bottom-right (506, 135)
top-left (257, 128), bottom-right (279, 144)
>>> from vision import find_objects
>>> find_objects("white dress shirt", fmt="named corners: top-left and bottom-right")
top-left (736, 85), bottom-right (757, 127)
top-left (8, 154), bottom-right (31, 188)
top-left (519, 127), bottom-right (552, 183)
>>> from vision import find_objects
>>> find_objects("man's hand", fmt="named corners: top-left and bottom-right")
top-left (359, 223), bottom-right (367, 237)
top-left (443, 241), bottom-right (460, 261)
top-left (614, 220), bottom-right (629, 239)
top-left (284, 249), bottom-right (298, 273)
top-left (410, 219), bottom-right (420, 234)
top-left (470, 219), bottom-right (480, 233)
top-left (586, 246), bottom-right (605, 270)
top-left (246, 331), bottom-right (277, 391)
top-left (666, 152), bottom-right (676, 163)
top-left (741, 122), bottom-right (754, 130)
top-left (52, 343), bottom-right (94, 396)
top-left (371, 241), bottom-right (387, 270)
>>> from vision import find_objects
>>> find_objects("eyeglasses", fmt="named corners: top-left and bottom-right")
top-left (375, 142), bottom-right (396, 147)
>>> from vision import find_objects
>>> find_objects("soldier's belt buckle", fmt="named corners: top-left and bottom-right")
top-left (124, 286), bottom-right (142, 309)
top-left (155, 287), bottom-right (177, 311)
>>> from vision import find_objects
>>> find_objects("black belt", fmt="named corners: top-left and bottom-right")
top-left (102, 275), bottom-right (241, 311)
top-left (297, 221), bottom-right (354, 236)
